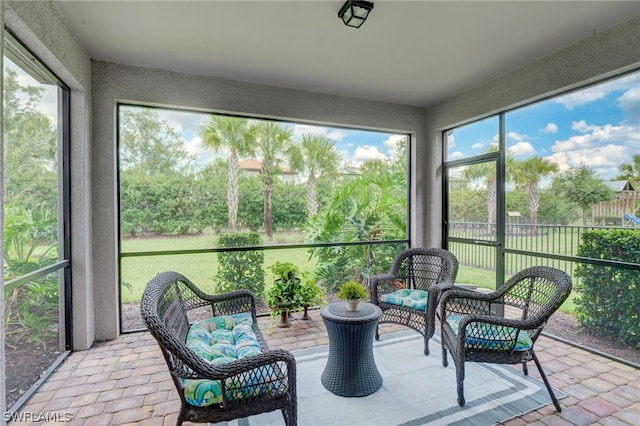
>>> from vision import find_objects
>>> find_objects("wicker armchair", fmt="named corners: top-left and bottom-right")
top-left (440, 266), bottom-right (573, 412)
top-left (370, 248), bottom-right (459, 356)
top-left (140, 271), bottom-right (297, 426)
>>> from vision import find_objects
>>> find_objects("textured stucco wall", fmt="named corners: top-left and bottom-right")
top-left (92, 61), bottom-right (427, 340)
top-left (421, 14), bottom-right (640, 248)
top-left (5, 1), bottom-right (95, 350)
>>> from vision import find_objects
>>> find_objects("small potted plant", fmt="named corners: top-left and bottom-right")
top-left (266, 261), bottom-right (303, 327)
top-left (337, 279), bottom-right (369, 312)
top-left (297, 278), bottom-right (326, 320)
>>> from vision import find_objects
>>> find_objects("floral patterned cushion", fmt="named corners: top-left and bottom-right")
top-left (181, 313), bottom-right (274, 407)
top-left (380, 289), bottom-right (428, 311)
top-left (446, 314), bottom-right (533, 351)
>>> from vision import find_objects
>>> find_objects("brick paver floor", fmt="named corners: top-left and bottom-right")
top-left (8, 310), bottom-right (640, 425)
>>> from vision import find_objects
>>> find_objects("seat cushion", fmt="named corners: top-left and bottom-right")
top-left (446, 314), bottom-right (533, 351)
top-left (380, 289), bottom-right (428, 311)
top-left (181, 312), bottom-right (274, 407)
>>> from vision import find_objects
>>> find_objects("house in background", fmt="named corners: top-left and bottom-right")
top-left (239, 159), bottom-right (298, 183)
top-left (592, 180), bottom-right (638, 222)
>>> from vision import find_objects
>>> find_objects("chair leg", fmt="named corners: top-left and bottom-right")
top-left (522, 360), bottom-right (529, 376)
top-left (442, 345), bottom-right (449, 367)
top-left (532, 352), bottom-right (562, 412)
top-left (375, 324), bottom-right (380, 341)
top-left (423, 336), bottom-right (430, 356)
top-left (456, 362), bottom-right (465, 407)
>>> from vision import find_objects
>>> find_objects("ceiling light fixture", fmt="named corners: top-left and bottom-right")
top-left (338, 1), bottom-right (374, 29)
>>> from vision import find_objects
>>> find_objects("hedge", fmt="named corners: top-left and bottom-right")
top-left (574, 229), bottom-right (640, 348)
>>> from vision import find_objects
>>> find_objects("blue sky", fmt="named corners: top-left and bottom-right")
top-left (157, 109), bottom-right (405, 169)
top-left (447, 71), bottom-right (640, 181)
top-left (14, 49), bottom-right (636, 180)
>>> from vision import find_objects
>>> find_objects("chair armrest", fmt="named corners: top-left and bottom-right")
top-left (369, 273), bottom-right (397, 302)
top-left (201, 290), bottom-right (258, 318)
top-left (440, 289), bottom-right (496, 319)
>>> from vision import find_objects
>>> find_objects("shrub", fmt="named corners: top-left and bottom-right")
top-left (574, 229), bottom-right (640, 348)
top-left (215, 232), bottom-right (265, 297)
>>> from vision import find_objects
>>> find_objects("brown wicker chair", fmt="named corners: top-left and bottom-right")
top-left (440, 266), bottom-right (573, 412)
top-left (140, 271), bottom-right (297, 425)
top-left (370, 248), bottom-right (459, 356)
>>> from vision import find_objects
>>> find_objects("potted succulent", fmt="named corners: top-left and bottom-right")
top-left (337, 280), bottom-right (369, 312)
top-left (297, 278), bottom-right (326, 320)
top-left (266, 261), bottom-right (303, 327)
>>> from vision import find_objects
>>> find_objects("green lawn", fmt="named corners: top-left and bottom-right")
top-left (455, 265), bottom-right (577, 315)
top-left (120, 234), bottom-right (578, 315)
top-left (120, 234), bottom-right (317, 304)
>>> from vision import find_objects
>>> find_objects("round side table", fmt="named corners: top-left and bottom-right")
top-left (320, 301), bottom-right (383, 397)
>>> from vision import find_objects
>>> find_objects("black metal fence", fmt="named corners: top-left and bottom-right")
top-left (449, 221), bottom-right (639, 278)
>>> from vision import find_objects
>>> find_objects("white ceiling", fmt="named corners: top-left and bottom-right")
top-left (54, 1), bottom-right (640, 107)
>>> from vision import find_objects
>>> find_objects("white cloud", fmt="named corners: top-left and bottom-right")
top-left (555, 88), bottom-right (608, 109)
top-left (157, 109), bottom-right (208, 135)
top-left (543, 123), bottom-right (558, 134)
top-left (552, 121), bottom-right (639, 154)
top-left (548, 118), bottom-right (640, 179)
top-left (506, 131), bottom-right (527, 143)
top-left (351, 145), bottom-right (386, 165)
top-left (508, 142), bottom-right (535, 156)
top-left (618, 86), bottom-right (640, 120)
top-left (471, 143), bottom-right (483, 150)
top-left (449, 151), bottom-right (465, 160)
top-left (554, 72), bottom-right (640, 110)
top-left (184, 136), bottom-right (207, 156)
top-left (294, 124), bottom-right (347, 141)
top-left (382, 134), bottom-right (407, 158)
top-left (547, 144), bottom-right (628, 178)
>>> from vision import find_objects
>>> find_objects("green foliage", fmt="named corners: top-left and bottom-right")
top-left (4, 204), bottom-right (58, 279)
top-left (266, 261), bottom-right (303, 310)
top-left (305, 159), bottom-right (407, 284)
top-left (551, 165), bottom-right (616, 224)
top-left (268, 261), bottom-right (300, 281)
top-left (4, 205), bottom-right (60, 343)
top-left (448, 186), bottom-right (487, 222)
top-left (2, 68), bottom-right (58, 209)
top-left (120, 172), bottom-right (207, 236)
top-left (337, 280), bottom-right (369, 300)
top-left (215, 233), bottom-right (265, 296)
top-left (120, 106), bottom-right (195, 176)
top-left (297, 279), bottom-right (327, 307)
top-left (272, 183), bottom-right (307, 231)
top-left (238, 176), bottom-right (264, 231)
top-left (574, 229), bottom-right (640, 347)
top-left (5, 280), bottom-right (59, 344)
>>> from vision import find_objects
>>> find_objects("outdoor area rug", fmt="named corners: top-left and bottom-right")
top-left (229, 331), bottom-right (565, 426)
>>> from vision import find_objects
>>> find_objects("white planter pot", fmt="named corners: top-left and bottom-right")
top-left (346, 300), bottom-right (360, 312)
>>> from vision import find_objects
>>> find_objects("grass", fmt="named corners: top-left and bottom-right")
top-left (120, 234), bottom-right (317, 304)
top-left (455, 265), bottom-right (576, 315)
top-left (120, 232), bottom-right (578, 315)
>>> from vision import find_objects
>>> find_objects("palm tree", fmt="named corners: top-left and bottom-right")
top-left (514, 156), bottom-right (558, 235)
top-left (464, 145), bottom-right (517, 232)
top-left (289, 134), bottom-right (341, 218)
top-left (200, 116), bottom-right (255, 232)
top-left (254, 121), bottom-right (294, 241)
top-left (616, 154), bottom-right (640, 186)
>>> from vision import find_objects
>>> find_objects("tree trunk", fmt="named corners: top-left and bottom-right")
top-left (227, 151), bottom-right (239, 232)
top-left (486, 179), bottom-right (497, 235)
top-left (529, 183), bottom-right (539, 236)
top-left (264, 186), bottom-right (273, 241)
top-left (307, 173), bottom-right (317, 218)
